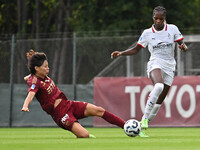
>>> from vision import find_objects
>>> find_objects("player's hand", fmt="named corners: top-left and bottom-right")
top-left (178, 43), bottom-right (188, 52)
top-left (21, 107), bottom-right (29, 112)
top-left (24, 74), bottom-right (31, 81)
top-left (111, 51), bottom-right (122, 59)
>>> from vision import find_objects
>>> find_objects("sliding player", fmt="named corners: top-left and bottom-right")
top-left (22, 49), bottom-right (125, 138)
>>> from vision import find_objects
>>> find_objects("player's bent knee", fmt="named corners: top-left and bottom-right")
top-left (97, 106), bottom-right (105, 112)
top-left (154, 83), bottom-right (164, 94)
top-left (96, 106), bottom-right (105, 116)
top-left (85, 104), bottom-right (105, 117)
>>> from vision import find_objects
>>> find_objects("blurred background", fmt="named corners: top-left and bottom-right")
top-left (0, 0), bottom-right (200, 127)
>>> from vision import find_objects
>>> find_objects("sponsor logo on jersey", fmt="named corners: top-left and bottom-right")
top-left (153, 42), bottom-right (173, 49)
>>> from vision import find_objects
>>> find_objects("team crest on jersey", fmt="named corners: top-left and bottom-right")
top-left (31, 84), bottom-right (36, 90)
top-left (32, 76), bottom-right (37, 84)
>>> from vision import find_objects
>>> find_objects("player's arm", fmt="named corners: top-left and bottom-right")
top-left (111, 44), bottom-right (142, 59)
top-left (177, 40), bottom-right (188, 52)
top-left (21, 91), bottom-right (36, 112)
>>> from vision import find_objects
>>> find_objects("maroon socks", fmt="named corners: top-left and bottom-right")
top-left (102, 110), bottom-right (125, 129)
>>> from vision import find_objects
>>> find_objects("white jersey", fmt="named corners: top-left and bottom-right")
top-left (137, 24), bottom-right (183, 79)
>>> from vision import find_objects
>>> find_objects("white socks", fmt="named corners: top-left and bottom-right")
top-left (148, 104), bottom-right (161, 122)
top-left (142, 83), bottom-right (164, 120)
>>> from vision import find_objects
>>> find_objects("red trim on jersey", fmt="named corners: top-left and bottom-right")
top-left (137, 43), bottom-right (145, 48)
top-left (152, 24), bottom-right (167, 33)
top-left (152, 26), bottom-right (155, 33)
top-left (165, 24), bottom-right (167, 31)
top-left (174, 37), bottom-right (184, 42)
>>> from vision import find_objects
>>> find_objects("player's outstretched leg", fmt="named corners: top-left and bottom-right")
top-left (102, 110), bottom-right (125, 129)
top-left (84, 103), bottom-right (125, 129)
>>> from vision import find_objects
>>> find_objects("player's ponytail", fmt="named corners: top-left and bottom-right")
top-left (26, 49), bottom-right (35, 60)
top-left (27, 49), bottom-right (47, 75)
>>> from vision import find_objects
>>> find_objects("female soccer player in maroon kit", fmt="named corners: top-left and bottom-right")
top-left (21, 50), bottom-right (125, 138)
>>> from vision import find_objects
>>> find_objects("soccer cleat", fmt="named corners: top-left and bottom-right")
top-left (89, 134), bottom-right (96, 138)
top-left (139, 130), bottom-right (149, 138)
top-left (141, 118), bottom-right (148, 129)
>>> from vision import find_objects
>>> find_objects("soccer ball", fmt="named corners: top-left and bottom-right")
top-left (123, 119), bottom-right (141, 137)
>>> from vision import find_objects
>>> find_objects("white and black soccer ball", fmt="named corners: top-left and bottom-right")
top-left (123, 119), bottom-right (141, 137)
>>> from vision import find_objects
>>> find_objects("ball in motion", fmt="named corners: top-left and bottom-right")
top-left (124, 119), bottom-right (141, 137)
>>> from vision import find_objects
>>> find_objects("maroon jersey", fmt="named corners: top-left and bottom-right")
top-left (27, 75), bottom-right (70, 115)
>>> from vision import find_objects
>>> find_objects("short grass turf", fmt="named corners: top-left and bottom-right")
top-left (0, 127), bottom-right (200, 150)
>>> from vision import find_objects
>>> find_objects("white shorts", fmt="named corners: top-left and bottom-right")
top-left (147, 60), bottom-right (175, 86)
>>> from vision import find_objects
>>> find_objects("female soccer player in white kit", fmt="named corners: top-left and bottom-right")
top-left (111, 6), bottom-right (188, 137)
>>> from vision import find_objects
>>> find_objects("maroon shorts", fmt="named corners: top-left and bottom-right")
top-left (51, 99), bottom-right (88, 131)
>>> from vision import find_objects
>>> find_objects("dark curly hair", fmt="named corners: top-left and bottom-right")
top-left (26, 49), bottom-right (47, 75)
top-left (153, 6), bottom-right (167, 18)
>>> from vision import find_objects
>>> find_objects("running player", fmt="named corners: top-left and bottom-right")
top-left (111, 6), bottom-right (188, 137)
top-left (21, 49), bottom-right (125, 138)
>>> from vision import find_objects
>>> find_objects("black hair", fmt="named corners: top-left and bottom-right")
top-left (153, 6), bottom-right (167, 18)
top-left (27, 49), bottom-right (47, 75)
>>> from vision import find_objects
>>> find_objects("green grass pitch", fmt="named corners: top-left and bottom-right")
top-left (0, 127), bottom-right (200, 150)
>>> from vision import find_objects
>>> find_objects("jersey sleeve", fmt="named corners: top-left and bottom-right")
top-left (173, 25), bottom-right (184, 42)
top-left (137, 30), bottom-right (148, 48)
top-left (27, 76), bottom-right (39, 93)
